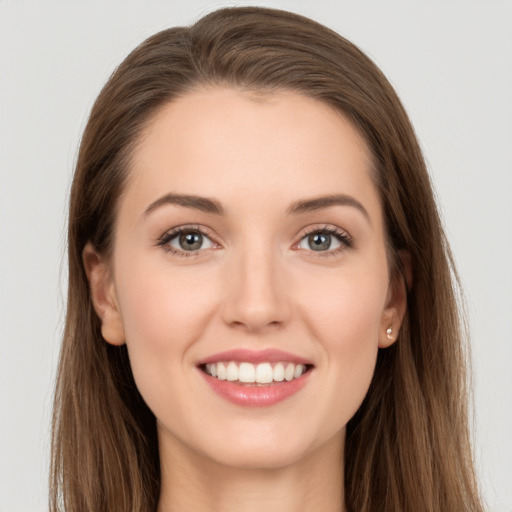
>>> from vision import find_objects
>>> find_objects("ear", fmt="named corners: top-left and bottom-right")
top-left (379, 250), bottom-right (412, 348)
top-left (82, 242), bottom-right (126, 346)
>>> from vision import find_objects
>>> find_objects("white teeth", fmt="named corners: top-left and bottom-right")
top-left (255, 363), bottom-right (273, 384)
top-left (239, 362), bottom-right (256, 383)
top-left (205, 363), bottom-right (217, 378)
top-left (284, 363), bottom-right (295, 381)
top-left (217, 362), bottom-right (227, 380)
top-left (226, 361), bottom-right (238, 381)
top-left (273, 362), bottom-right (285, 382)
top-left (204, 361), bottom-right (308, 383)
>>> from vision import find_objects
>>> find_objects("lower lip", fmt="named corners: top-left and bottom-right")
top-left (199, 368), bottom-right (312, 407)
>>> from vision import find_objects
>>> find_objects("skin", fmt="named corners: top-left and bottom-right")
top-left (84, 88), bottom-right (407, 512)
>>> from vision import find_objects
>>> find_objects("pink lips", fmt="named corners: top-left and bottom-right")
top-left (197, 349), bottom-right (314, 407)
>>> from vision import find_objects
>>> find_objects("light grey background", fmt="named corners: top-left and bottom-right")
top-left (1, 1), bottom-right (511, 510)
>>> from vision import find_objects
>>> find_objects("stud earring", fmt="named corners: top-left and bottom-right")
top-left (386, 327), bottom-right (393, 340)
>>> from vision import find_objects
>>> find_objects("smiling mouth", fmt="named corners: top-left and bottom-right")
top-left (199, 361), bottom-right (314, 386)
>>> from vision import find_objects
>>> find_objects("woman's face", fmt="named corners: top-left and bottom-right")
top-left (88, 88), bottom-right (404, 470)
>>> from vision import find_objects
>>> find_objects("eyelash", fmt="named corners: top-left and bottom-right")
top-left (156, 225), bottom-right (216, 257)
top-left (156, 225), bottom-right (353, 257)
top-left (296, 226), bottom-right (353, 257)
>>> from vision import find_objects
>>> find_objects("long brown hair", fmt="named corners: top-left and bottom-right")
top-left (51, 7), bottom-right (484, 511)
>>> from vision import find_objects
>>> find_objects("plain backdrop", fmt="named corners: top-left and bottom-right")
top-left (0, 1), bottom-right (511, 510)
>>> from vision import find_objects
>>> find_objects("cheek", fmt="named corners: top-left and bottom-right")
top-left (297, 266), bottom-right (387, 415)
top-left (116, 258), bottom-right (217, 344)
top-left (300, 264), bottom-right (387, 343)
top-left (113, 258), bottom-right (219, 398)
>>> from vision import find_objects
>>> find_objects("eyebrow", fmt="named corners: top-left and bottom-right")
top-left (286, 194), bottom-right (370, 222)
top-left (144, 193), bottom-right (224, 216)
top-left (143, 192), bottom-right (369, 222)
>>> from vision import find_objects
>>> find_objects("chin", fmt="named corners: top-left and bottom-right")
top-left (205, 440), bottom-right (313, 471)
top-left (191, 421), bottom-right (344, 472)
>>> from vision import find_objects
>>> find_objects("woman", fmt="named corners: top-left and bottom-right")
top-left (50, 6), bottom-right (484, 511)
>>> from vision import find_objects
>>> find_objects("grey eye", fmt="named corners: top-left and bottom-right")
top-left (308, 233), bottom-right (331, 251)
top-left (297, 231), bottom-right (344, 252)
top-left (169, 231), bottom-right (214, 251)
top-left (180, 232), bottom-right (203, 251)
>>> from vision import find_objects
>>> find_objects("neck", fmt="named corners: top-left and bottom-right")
top-left (157, 431), bottom-right (345, 512)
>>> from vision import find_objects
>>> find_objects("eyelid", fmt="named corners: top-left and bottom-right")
top-left (157, 224), bottom-right (221, 256)
top-left (294, 224), bottom-right (353, 255)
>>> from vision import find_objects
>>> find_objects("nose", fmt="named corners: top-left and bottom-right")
top-left (221, 241), bottom-right (291, 333)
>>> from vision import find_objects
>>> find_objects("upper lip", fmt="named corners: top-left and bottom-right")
top-left (196, 348), bottom-right (313, 366)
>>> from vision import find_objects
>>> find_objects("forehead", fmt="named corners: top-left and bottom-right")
top-left (123, 87), bottom-right (380, 220)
